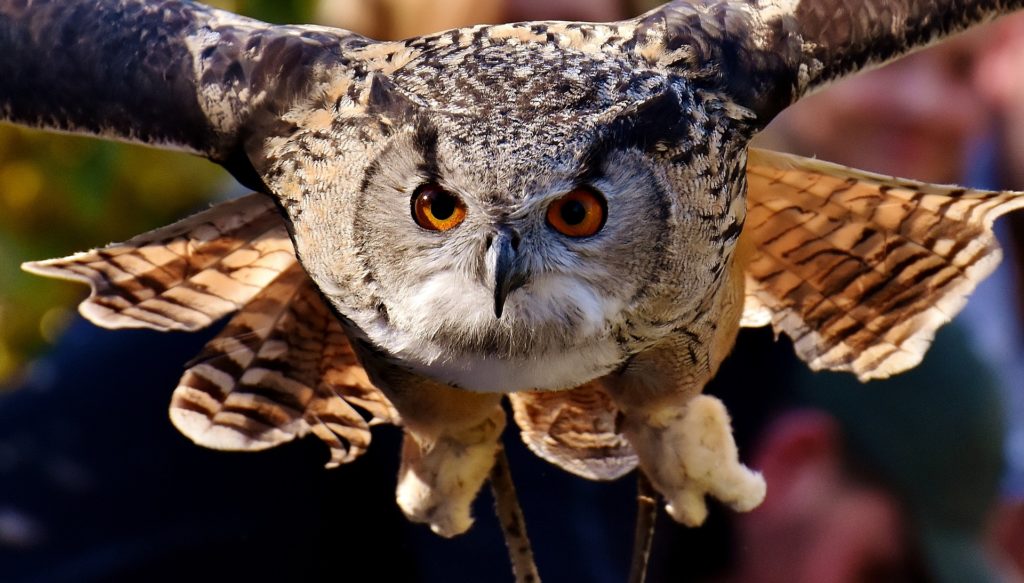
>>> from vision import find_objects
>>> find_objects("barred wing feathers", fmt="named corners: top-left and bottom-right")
top-left (22, 193), bottom-right (291, 332)
top-left (171, 262), bottom-right (398, 467)
top-left (509, 383), bottom-right (637, 481)
top-left (742, 148), bottom-right (1024, 380)
top-left (23, 193), bottom-right (399, 466)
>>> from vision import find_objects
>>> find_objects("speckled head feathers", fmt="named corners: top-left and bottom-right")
top-left (252, 24), bottom-right (765, 393)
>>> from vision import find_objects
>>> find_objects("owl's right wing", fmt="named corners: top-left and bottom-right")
top-left (740, 148), bottom-right (1024, 381)
top-left (24, 194), bottom-right (398, 465)
top-left (23, 193), bottom-right (292, 332)
top-left (0, 0), bottom-right (374, 187)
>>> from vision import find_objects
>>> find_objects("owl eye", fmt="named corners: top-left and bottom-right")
top-left (546, 187), bottom-right (606, 238)
top-left (412, 183), bottom-right (467, 232)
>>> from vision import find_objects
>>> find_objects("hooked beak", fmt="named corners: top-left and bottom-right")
top-left (490, 227), bottom-right (528, 318)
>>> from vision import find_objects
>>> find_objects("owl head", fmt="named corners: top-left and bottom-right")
top-left (264, 33), bottom-right (753, 392)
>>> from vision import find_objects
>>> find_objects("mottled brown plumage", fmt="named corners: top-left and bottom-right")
top-left (5, 0), bottom-right (1024, 537)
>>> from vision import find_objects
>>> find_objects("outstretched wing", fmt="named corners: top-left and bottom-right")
top-left (23, 194), bottom-right (293, 332)
top-left (741, 148), bottom-right (1024, 380)
top-left (509, 383), bottom-right (637, 481)
top-left (171, 262), bottom-right (398, 468)
top-left (0, 0), bottom-right (371, 184)
top-left (630, 0), bottom-right (1024, 124)
top-left (24, 193), bottom-right (399, 465)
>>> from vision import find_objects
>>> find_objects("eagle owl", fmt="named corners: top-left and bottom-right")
top-left (3, 0), bottom-right (1024, 537)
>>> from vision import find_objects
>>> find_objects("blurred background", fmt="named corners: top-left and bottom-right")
top-left (1, 1), bottom-right (1022, 582)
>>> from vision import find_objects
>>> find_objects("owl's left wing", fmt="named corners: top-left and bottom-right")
top-left (741, 148), bottom-right (1024, 380)
top-left (509, 384), bottom-right (637, 481)
top-left (632, 0), bottom-right (1024, 125)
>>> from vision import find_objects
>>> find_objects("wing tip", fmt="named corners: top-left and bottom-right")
top-left (22, 256), bottom-right (90, 282)
top-left (169, 405), bottom-right (293, 452)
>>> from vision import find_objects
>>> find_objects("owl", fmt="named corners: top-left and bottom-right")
top-left (3, 0), bottom-right (1024, 540)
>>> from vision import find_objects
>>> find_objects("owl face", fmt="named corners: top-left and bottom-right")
top-left (276, 46), bottom-right (751, 392)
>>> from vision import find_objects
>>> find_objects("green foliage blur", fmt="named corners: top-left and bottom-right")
top-left (0, 0), bottom-right (316, 383)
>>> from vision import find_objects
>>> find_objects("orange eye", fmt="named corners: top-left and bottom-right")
top-left (412, 183), bottom-right (467, 232)
top-left (546, 187), bottom-right (606, 238)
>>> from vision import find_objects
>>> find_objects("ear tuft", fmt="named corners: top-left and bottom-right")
top-left (364, 73), bottom-right (420, 123)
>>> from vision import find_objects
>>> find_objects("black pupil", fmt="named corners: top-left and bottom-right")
top-left (428, 191), bottom-right (456, 220)
top-left (560, 200), bottom-right (587, 225)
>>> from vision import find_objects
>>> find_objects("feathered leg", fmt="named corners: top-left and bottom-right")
top-left (395, 387), bottom-right (506, 537)
top-left (355, 353), bottom-right (506, 537)
top-left (395, 384), bottom-right (505, 537)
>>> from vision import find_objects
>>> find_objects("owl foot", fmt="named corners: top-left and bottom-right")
top-left (396, 407), bottom-right (506, 537)
top-left (624, 394), bottom-right (766, 527)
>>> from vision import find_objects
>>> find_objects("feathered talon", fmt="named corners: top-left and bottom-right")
top-left (396, 406), bottom-right (506, 537)
top-left (622, 395), bottom-right (766, 527)
top-left (393, 401), bottom-right (505, 532)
